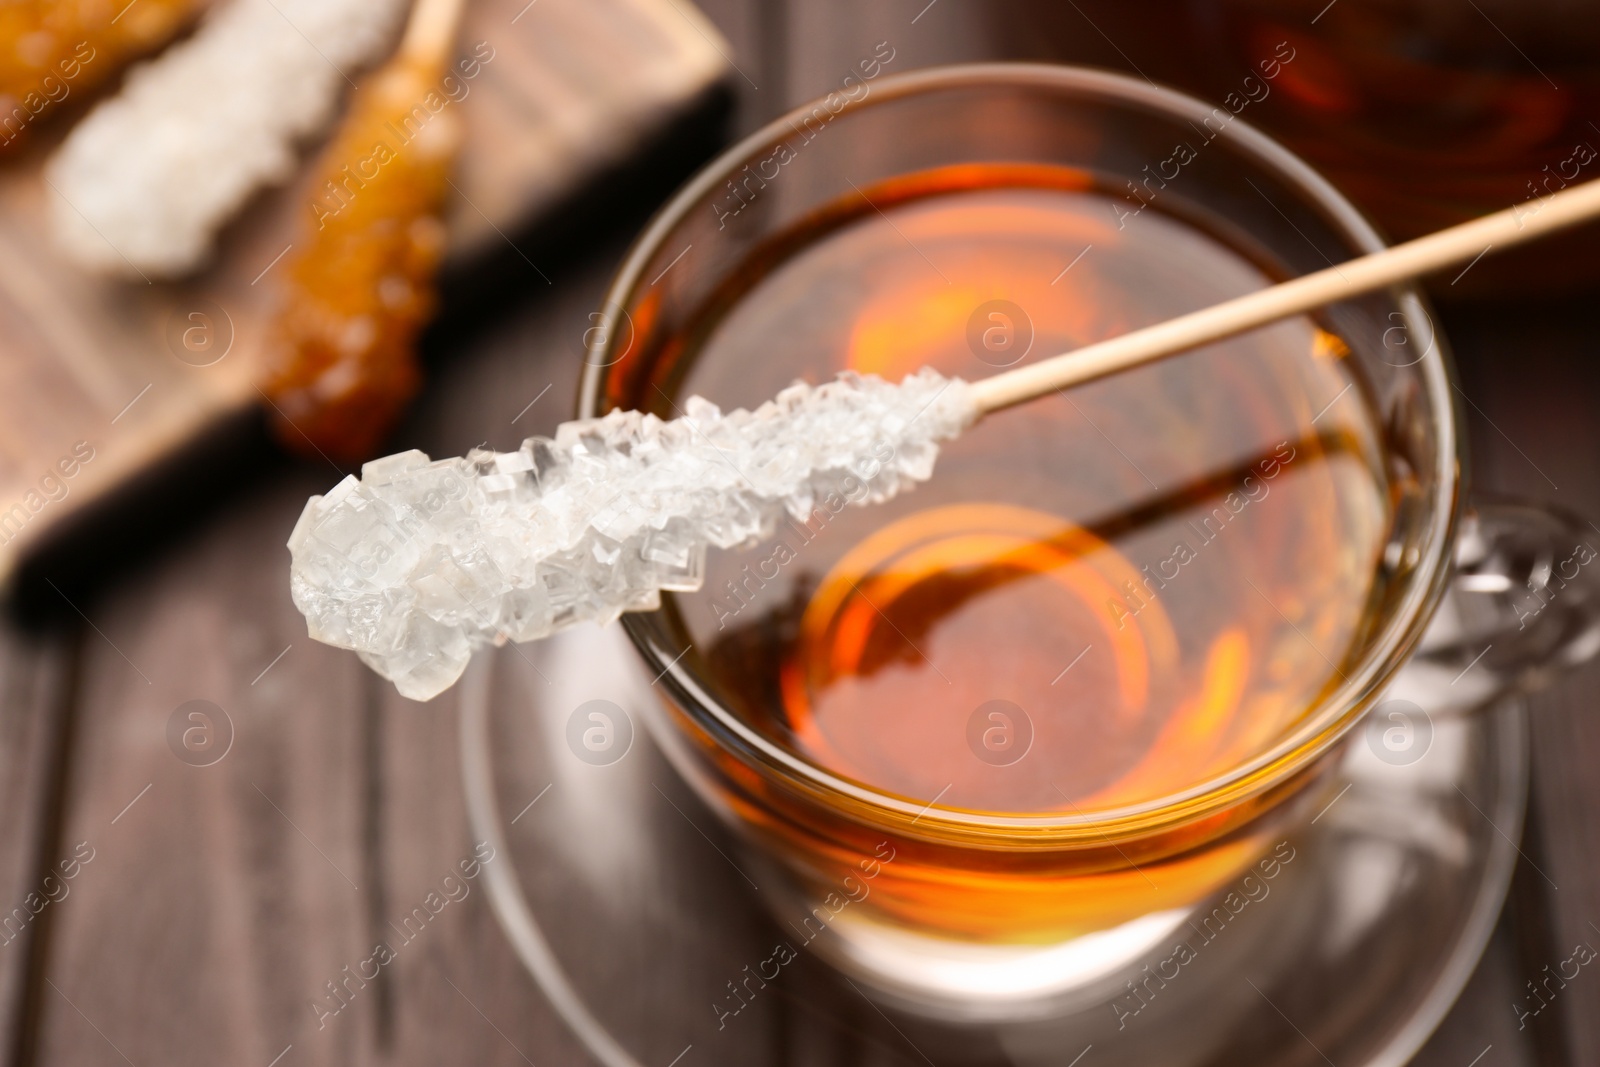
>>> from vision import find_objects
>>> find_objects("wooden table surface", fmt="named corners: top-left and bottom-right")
top-left (2, 2), bottom-right (1596, 1065)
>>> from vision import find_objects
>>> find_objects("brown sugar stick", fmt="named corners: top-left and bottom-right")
top-left (0, 0), bottom-right (207, 152)
top-left (260, 0), bottom-right (469, 463)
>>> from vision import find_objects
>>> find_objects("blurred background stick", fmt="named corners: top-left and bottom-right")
top-left (258, 0), bottom-right (471, 463)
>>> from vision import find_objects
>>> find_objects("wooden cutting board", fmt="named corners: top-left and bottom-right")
top-left (0, 0), bottom-right (727, 583)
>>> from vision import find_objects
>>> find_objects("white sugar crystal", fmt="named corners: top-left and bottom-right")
top-left (288, 369), bottom-right (977, 700)
top-left (47, 0), bottom-right (408, 276)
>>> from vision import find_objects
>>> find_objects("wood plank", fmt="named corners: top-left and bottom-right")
top-left (688, 0), bottom-right (773, 132)
top-left (1447, 294), bottom-right (1600, 1067)
top-left (365, 640), bottom-right (778, 1067)
top-left (27, 472), bottom-right (376, 1067)
top-left (359, 668), bottom-right (585, 1067)
top-left (0, 624), bottom-right (73, 1066)
top-left (1412, 911), bottom-right (1536, 1067)
top-left (358, 249), bottom-right (635, 1067)
top-left (444, 0), bottom-right (726, 257)
top-left (785, 0), bottom-right (996, 101)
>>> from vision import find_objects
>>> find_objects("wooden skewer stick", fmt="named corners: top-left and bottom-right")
top-left (968, 175), bottom-right (1600, 416)
top-left (400, 0), bottom-right (468, 65)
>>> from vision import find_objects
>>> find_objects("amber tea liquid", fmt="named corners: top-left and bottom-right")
top-left (640, 166), bottom-right (1391, 942)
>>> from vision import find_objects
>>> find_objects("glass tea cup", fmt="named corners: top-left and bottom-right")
top-left (576, 64), bottom-right (1600, 1018)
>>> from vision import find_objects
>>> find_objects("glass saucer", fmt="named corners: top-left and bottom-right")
top-left (459, 622), bottom-right (1526, 1067)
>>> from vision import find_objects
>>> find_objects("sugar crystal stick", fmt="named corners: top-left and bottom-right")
top-left (47, 0), bottom-right (409, 276)
top-left (288, 370), bottom-right (976, 700)
top-left (288, 173), bottom-right (1600, 699)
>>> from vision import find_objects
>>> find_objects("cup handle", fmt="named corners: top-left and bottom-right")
top-left (1385, 497), bottom-right (1600, 717)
